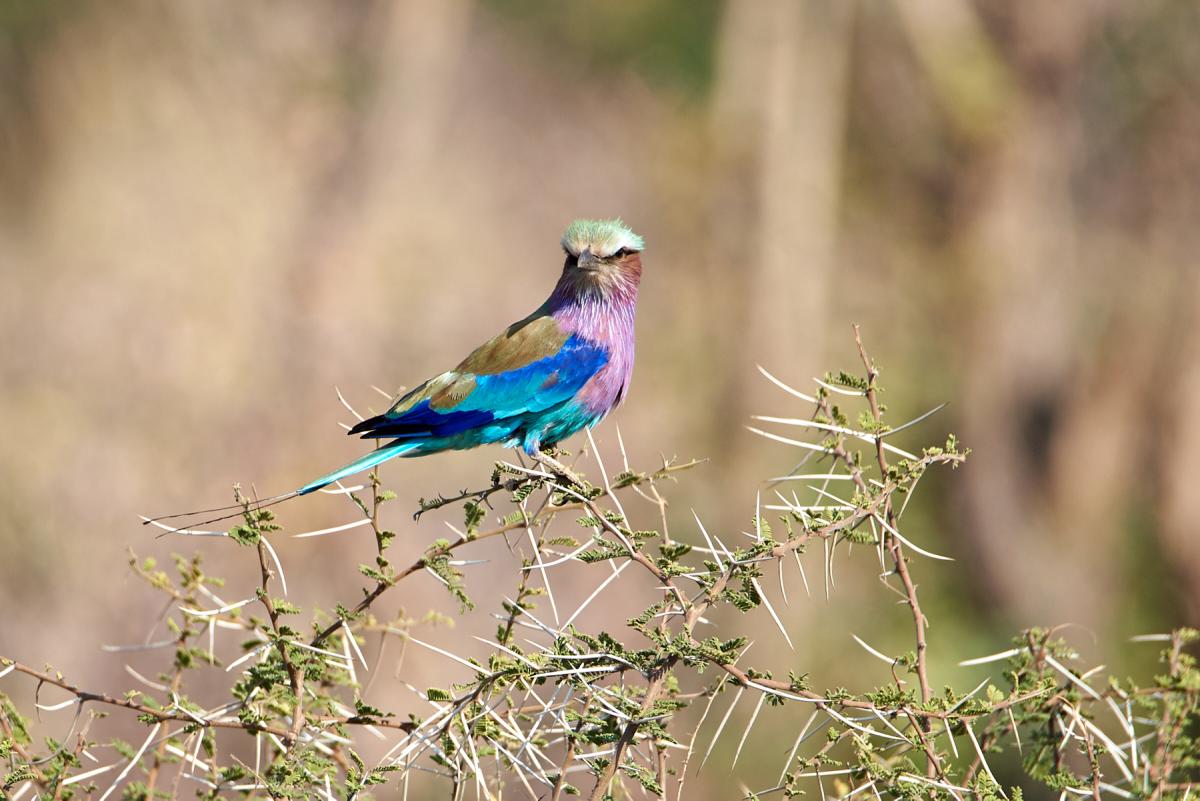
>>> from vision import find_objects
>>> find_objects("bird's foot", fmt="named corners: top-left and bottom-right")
top-left (530, 450), bottom-right (587, 492)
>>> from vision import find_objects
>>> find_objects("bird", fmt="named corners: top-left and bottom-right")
top-left (145, 218), bottom-right (644, 531)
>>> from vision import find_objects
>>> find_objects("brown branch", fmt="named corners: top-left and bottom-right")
top-left (1080, 722), bottom-right (1103, 801)
top-left (0, 659), bottom-right (414, 741)
top-left (1, 659), bottom-right (291, 739)
top-left (586, 669), bottom-right (670, 801)
top-left (854, 328), bottom-right (931, 699)
top-left (1148, 631), bottom-right (1191, 801)
top-left (551, 700), bottom-right (590, 801)
top-left (143, 628), bottom-right (190, 801)
top-left (253, 537), bottom-right (305, 748)
top-left (854, 325), bottom-right (935, 784)
top-left (413, 477), bottom-right (525, 520)
top-left (311, 458), bottom-right (703, 648)
top-left (0, 702), bottom-right (49, 791)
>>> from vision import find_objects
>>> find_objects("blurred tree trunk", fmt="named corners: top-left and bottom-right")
top-left (1155, 254), bottom-right (1200, 623)
top-left (707, 0), bottom-right (852, 497)
top-left (277, 1), bottom-right (385, 378)
top-left (278, 0), bottom-right (471, 401)
top-left (900, 1), bottom-right (1147, 630)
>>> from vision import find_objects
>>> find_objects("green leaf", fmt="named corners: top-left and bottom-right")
top-left (3, 765), bottom-right (35, 790)
top-left (227, 524), bottom-right (260, 546)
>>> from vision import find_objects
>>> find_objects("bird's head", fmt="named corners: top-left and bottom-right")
top-left (557, 219), bottom-right (644, 301)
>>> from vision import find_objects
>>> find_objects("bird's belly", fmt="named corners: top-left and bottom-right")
top-left (519, 403), bottom-right (602, 451)
top-left (399, 404), bottom-right (597, 456)
top-left (576, 356), bottom-right (631, 413)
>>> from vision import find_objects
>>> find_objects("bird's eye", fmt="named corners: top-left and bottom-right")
top-left (564, 252), bottom-right (579, 267)
top-left (613, 248), bottom-right (630, 258)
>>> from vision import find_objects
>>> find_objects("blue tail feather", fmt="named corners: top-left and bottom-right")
top-left (297, 443), bottom-right (419, 495)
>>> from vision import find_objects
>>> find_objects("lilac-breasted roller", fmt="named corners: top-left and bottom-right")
top-left (146, 219), bottom-right (643, 530)
top-left (298, 218), bottom-right (644, 493)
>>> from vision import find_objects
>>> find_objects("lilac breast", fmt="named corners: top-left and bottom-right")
top-left (553, 297), bottom-right (637, 417)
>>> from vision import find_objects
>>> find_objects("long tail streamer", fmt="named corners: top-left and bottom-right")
top-left (142, 443), bottom-right (417, 535)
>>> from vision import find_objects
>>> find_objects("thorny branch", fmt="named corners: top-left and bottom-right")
top-left (854, 325), bottom-right (936, 782)
top-left (2, 332), bottom-right (1197, 801)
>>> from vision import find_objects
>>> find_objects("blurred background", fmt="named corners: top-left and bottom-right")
top-left (2, 1), bottom-right (1198, 797)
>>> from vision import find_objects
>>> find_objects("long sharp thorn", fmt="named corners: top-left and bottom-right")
top-left (334, 385), bottom-right (365, 422)
top-left (778, 710), bottom-right (820, 785)
top-left (732, 693), bottom-right (767, 770)
top-left (757, 365), bottom-right (818, 403)
top-left (752, 577), bottom-right (793, 650)
top-left (700, 687), bottom-right (743, 770)
top-left (881, 402), bottom-right (948, 438)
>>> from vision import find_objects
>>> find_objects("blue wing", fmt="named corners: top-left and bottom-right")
top-left (348, 332), bottom-right (608, 446)
top-left (297, 317), bottom-right (607, 495)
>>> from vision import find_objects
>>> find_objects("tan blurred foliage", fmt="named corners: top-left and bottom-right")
top-left (1, 1), bottom-right (1198, 793)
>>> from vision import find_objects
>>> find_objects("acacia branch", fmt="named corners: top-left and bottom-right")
top-left (0, 660), bottom-right (415, 739)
